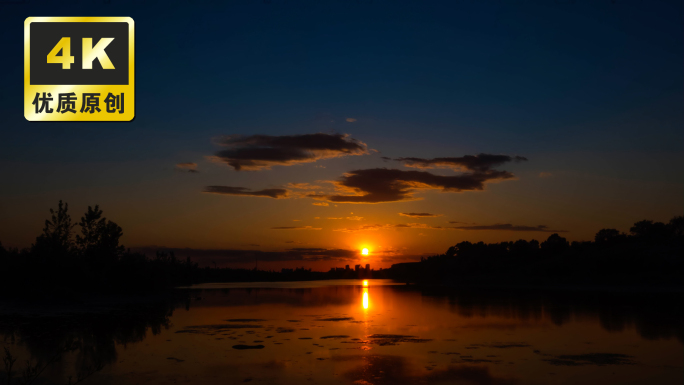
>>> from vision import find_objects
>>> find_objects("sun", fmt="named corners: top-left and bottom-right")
top-left (361, 248), bottom-right (369, 255)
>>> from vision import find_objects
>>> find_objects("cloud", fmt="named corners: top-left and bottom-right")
top-left (396, 153), bottom-right (527, 171)
top-left (333, 221), bottom-right (566, 233)
top-left (310, 167), bottom-right (517, 203)
top-left (133, 245), bottom-right (430, 267)
top-left (270, 226), bottom-right (322, 230)
top-left (346, 216), bottom-right (364, 221)
top-left (448, 223), bottom-right (567, 232)
top-left (286, 183), bottom-right (322, 190)
top-left (209, 133), bottom-right (369, 171)
top-left (399, 212), bottom-right (442, 218)
top-left (394, 223), bottom-right (443, 229)
top-left (539, 172), bottom-right (553, 178)
top-left (176, 162), bottom-right (199, 173)
top-left (334, 224), bottom-right (385, 232)
top-left (345, 118), bottom-right (357, 122)
top-left (287, 248), bottom-right (358, 260)
top-left (312, 202), bottom-right (329, 206)
top-left (204, 186), bottom-right (289, 199)
top-left (334, 223), bottom-right (444, 233)
top-left (130, 247), bottom-right (362, 266)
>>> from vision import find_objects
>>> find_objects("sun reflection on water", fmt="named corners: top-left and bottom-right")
top-left (361, 284), bottom-right (371, 351)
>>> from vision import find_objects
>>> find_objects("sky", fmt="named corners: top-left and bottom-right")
top-left (0, 0), bottom-right (682, 271)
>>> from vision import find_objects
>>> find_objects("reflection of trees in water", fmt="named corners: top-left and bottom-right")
top-left (189, 286), bottom-right (364, 308)
top-left (186, 286), bottom-right (684, 344)
top-left (2, 286), bottom-right (681, 383)
top-left (414, 287), bottom-right (684, 344)
top-left (335, 354), bottom-right (519, 385)
top-left (0, 287), bottom-right (359, 381)
top-left (0, 299), bottom-right (181, 382)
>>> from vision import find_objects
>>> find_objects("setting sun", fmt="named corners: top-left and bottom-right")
top-left (361, 248), bottom-right (369, 255)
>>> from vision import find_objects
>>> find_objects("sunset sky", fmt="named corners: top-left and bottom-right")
top-left (1, 0), bottom-right (682, 271)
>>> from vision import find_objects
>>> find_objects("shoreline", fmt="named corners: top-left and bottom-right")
top-left (1, 279), bottom-right (682, 316)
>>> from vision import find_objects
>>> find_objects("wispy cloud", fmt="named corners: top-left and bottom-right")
top-left (345, 118), bottom-right (357, 123)
top-left (271, 226), bottom-right (322, 230)
top-left (312, 202), bottom-right (329, 206)
top-left (333, 221), bottom-right (566, 233)
top-left (448, 223), bottom-right (567, 232)
top-left (204, 186), bottom-right (289, 199)
top-left (539, 172), bottom-right (553, 178)
top-left (395, 153), bottom-right (527, 171)
top-left (286, 183), bottom-right (322, 190)
top-left (309, 166), bottom-right (518, 204)
top-left (209, 133), bottom-right (369, 171)
top-left (399, 212), bottom-right (442, 218)
top-left (130, 245), bottom-right (437, 267)
top-left (333, 223), bottom-right (444, 233)
top-left (131, 247), bottom-right (361, 266)
top-left (176, 162), bottom-right (199, 173)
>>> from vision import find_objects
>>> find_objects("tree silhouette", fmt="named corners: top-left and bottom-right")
top-left (76, 205), bottom-right (124, 259)
top-left (630, 220), bottom-right (670, 242)
top-left (541, 233), bottom-right (569, 254)
top-left (594, 228), bottom-right (626, 246)
top-left (32, 200), bottom-right (74, 258)
top-left (2, 201), bottom-right (682, 295)
top-left (402, 215), bottom-right (684, 286)
top-left (668, 216), bottom-right (684, 238)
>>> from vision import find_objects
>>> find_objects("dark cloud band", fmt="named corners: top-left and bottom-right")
top-left (175, 162), bottom-right (199, 173)
top-left (271, 226), bottom-right (322, 230)
top-left (448, 223), bottom-right (567, 232)
top-left (211, 133), bottom-right (368, 171)
top-left (312, 167), bottom-right (516, 203)
top-left (130, 247), bottom-right (363, 267)
top-left (396, 154), bottom-right (527, 171)
top-left (204, 186), bottom-right (289, 199)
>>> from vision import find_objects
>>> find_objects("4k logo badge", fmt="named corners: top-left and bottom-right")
top-left (24, 17), bottom-right (134, 121)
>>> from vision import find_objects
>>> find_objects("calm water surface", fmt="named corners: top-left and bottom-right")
top-left (1, 280), bottom-right (682, 385)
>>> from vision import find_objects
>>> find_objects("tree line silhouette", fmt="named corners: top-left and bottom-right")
top-left (1, 201), bottom-right (682, 296)
top-left (0, 201), bottom-right (384, 297)
top-left (0, 201), bottom-right (198, 297)
top-left (392, 216), bottom-right (684, 286)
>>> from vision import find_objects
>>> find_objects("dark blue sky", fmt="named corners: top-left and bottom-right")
top-left (1, 0), bottom-right (682, 266)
